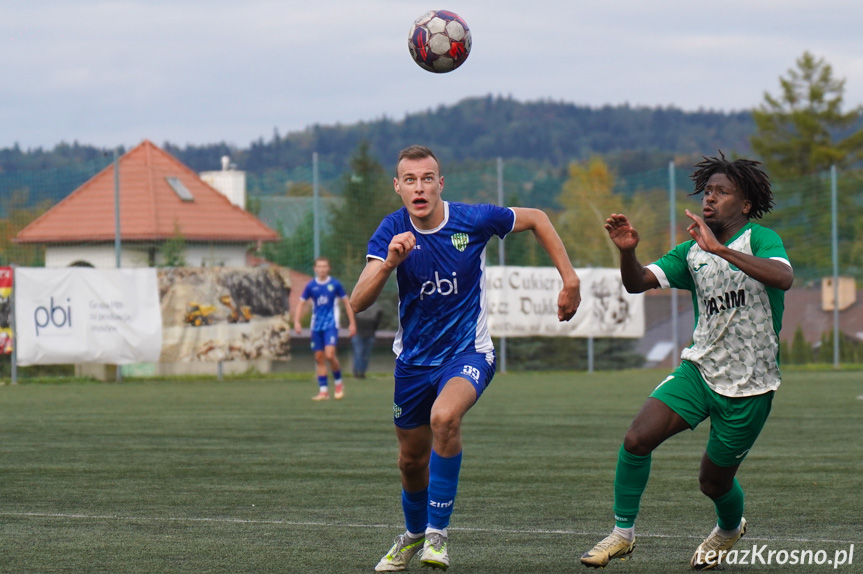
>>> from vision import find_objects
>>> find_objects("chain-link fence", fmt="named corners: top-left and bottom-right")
top-left (2, 151), bottom-right (861, 376)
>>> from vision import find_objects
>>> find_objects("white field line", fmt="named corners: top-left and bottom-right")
top-left (1, 511), bottom-right (858, 545)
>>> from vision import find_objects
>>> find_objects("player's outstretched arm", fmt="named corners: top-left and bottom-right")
top-left (351, 231), bottom-right (416, 313)
top-left (351, 259), bottom-right (389, 313)
top-left (342, 295), bottom-right (357, 337)
top-left (511, 207), bottom-right (581, 321)
top-left (685, 210), bottom-right (793, 290)
top-left (293, 299), bottom-right (307, 335)
top-left (605, 213), bottom-right (658, 294)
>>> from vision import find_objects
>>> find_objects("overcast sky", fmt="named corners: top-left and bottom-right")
top-left (4, 1), bottom-right (862, 153)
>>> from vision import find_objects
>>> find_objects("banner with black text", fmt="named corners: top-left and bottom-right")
top-left (14, 268), bottom-right (162, 365)
top-left (486, 267), bottom-right (644, 338)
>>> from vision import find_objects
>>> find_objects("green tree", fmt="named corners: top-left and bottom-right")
top-left (159, 222), bottom-right (187, 267)
top-left (286, 181), bottom-right (314, 197)
top-left (789, 325), bottom-right (811, 365)
top-left (0, 190), bottom-right (49, 266)
top-left (752, 53), bottom-right (863, 281)
top-left (751, 51), bottom-right (863, 178)
top-left (556, 157), bottom-right (624, 267)
top-left (325, 141), bottom-right (400, 286)
top-left (262, 211), bottom-right (315, 272)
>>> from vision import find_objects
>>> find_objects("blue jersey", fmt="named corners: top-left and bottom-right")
top-left (367, 201), bottom-right (515, 366)
top-left (300, 277), bottom-right (347, 332)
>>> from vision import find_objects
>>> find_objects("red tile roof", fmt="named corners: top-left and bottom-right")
top-left (15, 140), bottom-right (279, 244)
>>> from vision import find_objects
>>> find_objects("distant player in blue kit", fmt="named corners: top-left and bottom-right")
top-left (351, 145), bottom-right (582, 571)
top-left (294, 257), bottom-right (356, 400)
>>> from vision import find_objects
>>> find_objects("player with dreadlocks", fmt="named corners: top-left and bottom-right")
top-left (581, 152), bottom-right (793, 570)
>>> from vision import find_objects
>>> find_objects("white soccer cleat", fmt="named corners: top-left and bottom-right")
top-left (375, 532), bottom-right (425, 572)
top-left (420, 531), bottom-right (449, 570)
top-left (690, 517), bottom-right (747, 570)
top-left (581, 531), bottom-right (636, 568)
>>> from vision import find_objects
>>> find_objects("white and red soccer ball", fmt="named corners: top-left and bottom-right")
top-left (408, 10), bottom-right (471, 73)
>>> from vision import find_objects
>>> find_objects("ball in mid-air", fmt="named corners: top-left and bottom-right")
top-left (408, 10), bottom-right (471, 73)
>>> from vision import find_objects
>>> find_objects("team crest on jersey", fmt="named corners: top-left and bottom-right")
top-left (451, 233), bottom-right (469, 252)
top-left (327, 284), bottom-right (334, 291)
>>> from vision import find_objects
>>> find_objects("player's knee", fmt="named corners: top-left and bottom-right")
top-left (622, 429), bottom-right (653, 457)
top-left (398, 451), bottom-right (429, 477)
top-left (429, 409), bottom-right (461, 441)
top-left (699, 473), bottom-right (732, 499)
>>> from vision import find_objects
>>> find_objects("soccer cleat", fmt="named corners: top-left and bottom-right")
top-left (690, 517), bottom-right (747, 570)
top-left (580, 531), bottom-right (636, 568)
top-left (334, 383), bottom-right (344, 400)
top-left (311, 391), bottom-right (330, 401)
top-left (420, 531), bottom-right (449, 570)
top-left (375, 532), bottom-right (425, 572)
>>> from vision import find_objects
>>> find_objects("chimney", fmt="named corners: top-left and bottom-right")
top-left (200, 156), bottom-right (246, 209)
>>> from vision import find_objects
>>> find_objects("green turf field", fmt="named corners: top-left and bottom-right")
top-left (0, 369), bottom-right (860, 573)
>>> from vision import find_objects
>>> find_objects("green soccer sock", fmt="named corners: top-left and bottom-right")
top-left (613, 444), bottom-right (652, 528)
top-left (713, 478), bottom-right (744, 531)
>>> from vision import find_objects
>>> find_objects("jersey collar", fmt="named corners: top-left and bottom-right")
top-left (409, 201), bottom-right (450, 235)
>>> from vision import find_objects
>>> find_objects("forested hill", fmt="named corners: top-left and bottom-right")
top-left (1, 95), bottom-right (755, 177)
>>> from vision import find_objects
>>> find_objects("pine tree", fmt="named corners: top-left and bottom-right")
top-left (751, 51), bottom-right (863, 179)
top-left (325, 141), bottom-right (400, 287)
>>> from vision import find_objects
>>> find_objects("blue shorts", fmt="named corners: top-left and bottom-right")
top-left (310, 328), bottom-right (338, 351)
top-left (392, 351), bottom-right (497, 429)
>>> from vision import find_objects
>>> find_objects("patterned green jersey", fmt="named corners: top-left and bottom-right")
top-left (646, 223), bottom-right (791, 397)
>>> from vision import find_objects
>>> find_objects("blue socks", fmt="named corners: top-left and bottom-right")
top-left (428, 451), bottom-right (462, 530)
top-left (402, 488), bottom-right (428, 534)
top-left (317, 374), bottom-right (328, 392)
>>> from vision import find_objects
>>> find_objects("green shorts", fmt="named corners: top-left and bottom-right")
top-left (650, 360), bottom-right (774, 467)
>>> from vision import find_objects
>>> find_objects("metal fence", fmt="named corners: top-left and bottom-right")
top-left (1, 151), bottom-right (861, 376)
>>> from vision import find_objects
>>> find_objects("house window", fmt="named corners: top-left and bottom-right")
top-left (166, 177), bottom-right (194, 201)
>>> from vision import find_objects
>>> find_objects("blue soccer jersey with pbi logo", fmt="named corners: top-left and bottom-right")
top-left (300, 277), bottom-right (346, 332)
top-left (367, 201), bottom-right (515, 366)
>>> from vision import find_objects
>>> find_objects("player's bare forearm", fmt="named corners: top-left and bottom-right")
top-left (293, 300), bottom-right (307, 333)
top-left (342, 295), bottom-right (357, 329)
top-left (351, 259), bottom-right (394, 313)
top-left (618, 249), bottom-right (657, 293)
top-left (685, 210), bottom-right (793, 290)
top-left (605, 213), bottom-right (657, 293)
top-left (713, 246), bottom-right (794, 290)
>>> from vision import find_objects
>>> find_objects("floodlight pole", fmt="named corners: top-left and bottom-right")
top-left (831, 165), bottom-right (839, 368)
top-left (313, 152), bottom-right (320, 259)
top-left (114, 148), bottom-right (122, 268)
top-left (114, 147), bottom-right (122, 382)
top-left (497, 157), bottom-right (507, 374)
top-left (669, 161), bottom-right (678, 368)
top-left (10, 265), bottom-right (17, 385)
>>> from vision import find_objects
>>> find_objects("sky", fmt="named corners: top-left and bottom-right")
top-left (4, 0), bottom-right (863, 154)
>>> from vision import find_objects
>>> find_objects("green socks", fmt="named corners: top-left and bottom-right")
top-left (613, 445), bottom-right (652, 528)
top-left (714, 478), bottom-right (745, 531)
top-left (611, 444), bottom-right (744, 531)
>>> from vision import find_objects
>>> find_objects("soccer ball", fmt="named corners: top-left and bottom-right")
top-left (408, 10), bottom-right (471, 73)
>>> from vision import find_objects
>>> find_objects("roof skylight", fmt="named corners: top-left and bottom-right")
top-left (166, 177), bottom-right (194, 201)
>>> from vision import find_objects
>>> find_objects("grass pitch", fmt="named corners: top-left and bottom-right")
top-left (0, 369), bottom-right (860, 573)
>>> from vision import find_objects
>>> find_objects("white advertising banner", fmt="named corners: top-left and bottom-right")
top-left (486, 267), bottom-right (644, 338)
top-left (15, 268), bottom-right (163, 365)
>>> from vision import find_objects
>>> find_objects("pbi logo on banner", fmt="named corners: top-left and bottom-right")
top-left (34, 297), bottom-right (73, 336)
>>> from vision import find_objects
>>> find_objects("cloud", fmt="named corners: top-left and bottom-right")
top-left (2, 0), bottom-right (862, 149)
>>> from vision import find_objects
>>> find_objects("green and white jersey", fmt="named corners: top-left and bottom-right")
top-left (646, 223), bottom-right (791, 397)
